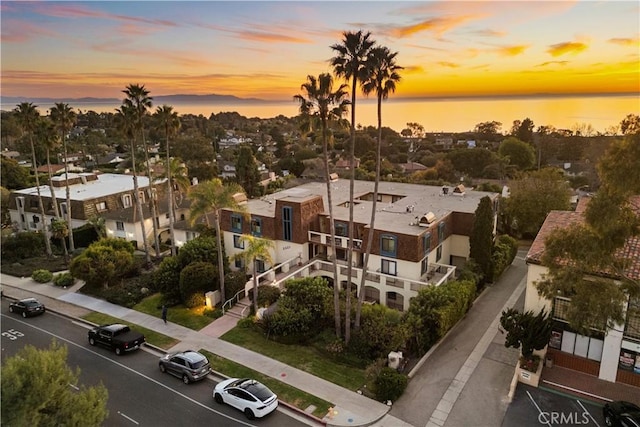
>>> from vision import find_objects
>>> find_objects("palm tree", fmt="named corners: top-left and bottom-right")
top-left (14, 103), bottom-right (53, 257)
top-left (330, 30), bottom-right (375, 344)
top-left (294, 73), bottom-right (350, 338)
top-left (50, 103), bottom-right (77, 251)
top-left (154, 105), bottom-right (181, 256)
top-left (115, 104), bottom-right (151, 266)
top-left (188, 178), bottom-right (247, 306)
top-left (158, 157), bottom-right (190, 220)
top-left (355, 46), bottom-right (403, 329)
top-left (35, 118), bottom-right (69, 261)
top-left (122, 84), bottom-right (160, 259)
top-left (231, 235), bottom-right (275, 313)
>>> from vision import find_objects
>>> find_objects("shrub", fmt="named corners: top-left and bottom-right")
top-left (203, 308), bottom-right (223, 319)
top-left (492, 234), bottom-right (518, 281)
top-left (237, 316), bottom-right (255, 329)
top-left (224, 270), bottom-right (248, 301)
top-left (184, 292), bottom-right (206, 309)
top-left (257, 285), bottom-right (281, 307)
top-left (32, 269), bottom-right (53, 283)
top-left (1, 232), bottom-right (45, 261)
top-left (435, 279), bottom-right (477, 337)
top-left (179, 261), bottom-right (216, 305)
top-left (154, 256), bottom-right (181, 301)
top-left (69, 238), bottom-right (135, 288)
top-left (373, 367), bottom-right (407, 402)
top-left (348, 304), bottom-right (407, 361)
top-left (53, 272), bottom-right (75, 287)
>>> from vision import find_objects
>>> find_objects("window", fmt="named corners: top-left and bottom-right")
top-left (335, 222), bottom-right (348, 237)
top-left (116, 221), bottom-right (125, 231)
top-left (438, 222), bottom-right (446, 243)
top-left (381, 259), bottom-right (397, 276)
top-left (282, 206), bottom-right (292, 241)
top-left (95, 201), bottom-right (107, 212)
top-left (625, 299), bottom-right (640, 340)
top-left (423, 232), bottom-right (431, 255)
top-left (336, 248), bottom-right (348, 261)
top-left (421, 258), bottom-right (429, 275)
top-left (122, 194), bottom-right (133, 208)
top-left (151, 188), bottom-right (158, 200)
top-left (235, 258), bottom-right (244, 269)
top-left (138, 191), bottom-right (146, 203)
top-left (233, 235), bottom-right (244, 249)
top-left (251, 217), bottom-right (262, 236)
top-left (436, 246), bottom-right (442, 262)
top-left (380, 235), bottom-right (397, 257)
top-left (231, 214), bottom-right (242, 233)
top-left (59, 202), bottom-right (68, 216)
top-left (255, 259), bottom-right (265, 273)
top-left (16, 197), bottom-right (24, 209)
top-left (186, 231), bottom-right (197, 242)
top-left (30, 199), bottom-right (39, 209)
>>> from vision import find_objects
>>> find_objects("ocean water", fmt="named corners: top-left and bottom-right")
top-left (2, 94), bottom-right (638, 134)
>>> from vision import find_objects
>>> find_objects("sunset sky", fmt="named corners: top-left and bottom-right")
top-left (2, 1), bottom-right (639, 101)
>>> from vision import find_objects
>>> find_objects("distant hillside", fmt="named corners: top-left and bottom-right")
top-left (2, 93), bottom-right (270, 105)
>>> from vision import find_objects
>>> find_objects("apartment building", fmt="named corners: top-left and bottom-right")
top-left (219, 179), bottom-right (499, 311)
top-left (524, 197), bottom-right (640, 387)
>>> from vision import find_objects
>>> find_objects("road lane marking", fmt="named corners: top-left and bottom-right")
top-left (0, 314), bottom-right (257, 427)
top-left (118, 411), bottom-right (140, 425)
top-left (527, 390), bottom-right (551, 427)
top-left (577, 400), bottom-right (600, 427)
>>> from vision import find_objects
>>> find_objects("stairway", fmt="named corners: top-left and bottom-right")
top-left (225, 297), bottom-right (251, 319)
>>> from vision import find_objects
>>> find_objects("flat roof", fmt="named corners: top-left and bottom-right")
top-left (243, 180), bottom-right (498, 235)
top-left (12, 173), bottom-right (150, 202)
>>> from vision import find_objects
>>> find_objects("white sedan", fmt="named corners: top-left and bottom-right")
top-left (213, 378), bottom-right (278, 420)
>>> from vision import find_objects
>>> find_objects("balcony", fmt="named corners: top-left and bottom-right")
top-left (308, 231), bottom-right (363, 251)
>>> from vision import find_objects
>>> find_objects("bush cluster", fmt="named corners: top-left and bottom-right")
top-left (179, 261), bottom-right (215, 308)
top-left (2, 232), bottom-right (45, 261)
top-left (492, 234), bottom-right (518, 281)
top-left (32, 269), bottom-right (53, 283)
top-left (373, 367), bottom-right (408, 402)
top-left (53, 272), bottom-right (75, 287)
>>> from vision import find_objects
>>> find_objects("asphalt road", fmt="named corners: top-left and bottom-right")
top-left (0, 302), bottom-right (306, 427)
top-left (503, 383), bottom-right (606, 427)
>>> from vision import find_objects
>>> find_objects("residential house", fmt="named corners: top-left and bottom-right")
top-left (398, 162), bottom-right (428, 175)
top-left (524, 196), bottom-right (640, 387)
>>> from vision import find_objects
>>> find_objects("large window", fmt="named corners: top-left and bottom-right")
top-left (116, 221), bottom-right (125, 231)
top-left (436, 245), bottom-right (442, 262)
top-left (335, 222), bottom-right (348, 237)
top-left (255, 259), bottom-right (266, 273)
top-left (231, 214), bottom-right (242, 233)
top-left (423, 232), bottom-right (431, 255)
top-left (381, 259), bottom-right (397, 276)
top-left (380, 235), bottom-right (397, 257)
top-left (122, 194), bottom-right (133, 208)
top-left (233, 235), bottom-right (244, 249)
top-left (251, 217), bottom-right (262, 236)
top-left (438, 221), bottom-right (445, 243)
top-left (282, 206), bottom-right (292, 241)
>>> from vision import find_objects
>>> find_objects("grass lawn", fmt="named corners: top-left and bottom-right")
top-left (82, 312), bottom-right (179, 350)
top-left (220, 326), bottom-right (367, 391)
top-left (133, 293), bottom-right (215, 331)
top-left (199, 349), bottom-right (332, 419)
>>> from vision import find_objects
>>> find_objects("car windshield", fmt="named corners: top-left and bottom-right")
top-left (24, 301), bottom-right (40, 308)
top-left (243, 382), bottom-right (274, 401)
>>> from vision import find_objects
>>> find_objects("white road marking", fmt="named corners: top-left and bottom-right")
top-left (1, 314), bottom-right (257, 427)
top-left (527, 390), bottom-right (551, 427)
top-left (577, 400), bottom-right (601, 427)
top-left (118, 411), bottom-right (140, 425)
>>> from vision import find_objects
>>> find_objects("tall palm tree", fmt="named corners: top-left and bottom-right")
top-left (295, 73), bottom-right (350, 338)
top-left (154, 105), bottom-right (181, 256)
top-left (188, 178), bottom-right (247, 306)
top-left (115, 104), bottom-right (151, 266)
top-left (14, 103), bottom-right (53, 257)
top-left (355, 46), bottom-right (403, 329)
top-left (231, 235), bottom-right (275, 313)
top-left (35, 118), bottom-right (69, 261)
top-left (330, 30), bottom-right (375, 344)
top-left (158, 157), bottom-right (190, 219)
top-left (50, 103), bottom-right (77, 251)
top-left (122, 84), bottom-right (160, 259)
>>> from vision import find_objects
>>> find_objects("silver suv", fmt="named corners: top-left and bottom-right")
top-left (159, 350), bottom-right (211, 384)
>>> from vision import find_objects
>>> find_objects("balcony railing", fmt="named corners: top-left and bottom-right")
top-left (308, 231), bottom-right (363, 251)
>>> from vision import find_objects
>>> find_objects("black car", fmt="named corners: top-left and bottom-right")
top-left (9, 298), bottom-right (46, 318)
top-left (603, 401), bottom-right (640, 427)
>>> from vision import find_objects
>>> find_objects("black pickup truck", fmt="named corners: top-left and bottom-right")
top-left (88, 323), bottom-right (145, 355)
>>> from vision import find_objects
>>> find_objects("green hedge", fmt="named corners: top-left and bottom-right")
top-left (32, 269), bottom-right (53, 283)
top-left (435, 279), bottom-right (477, 338)
top-left (492, 235), bottom-right (518, 281)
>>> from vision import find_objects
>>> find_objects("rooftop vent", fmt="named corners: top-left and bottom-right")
top-left (453, 184), bottom-right (465, 194)
top-left (419, 212), bottom-right (436, 226)
top-left (329, 173), bottom-right (339, 182)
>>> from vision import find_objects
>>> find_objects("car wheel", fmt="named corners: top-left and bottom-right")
top-left (159, 363), bottom-right (166, 373)
top-left (182, 374), bottom-right (190, 384)
top-left (9, 306), bottom-right (13, 313)
top-left (89, 337), bottom-right (96, 346)
top-left (214, 393), bottom-right (223, 404)
top-left (244, 408), bottom-right (255, 420)
top-left (22, 311), bottom-right (27, 318)
top-left (603, 410), bottom-right (613, 427)
top-left (115, 347), bottom-right (122, 356)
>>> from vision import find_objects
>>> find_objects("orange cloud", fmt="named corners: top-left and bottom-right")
top-left (437, 61), bottom-right (459, 68)
top-left (234, 31), bottom-right (312, 44)
top-left (547, 41), bottom-right (588, 57)
top-left (387, 14), bottom-right (483, 38)
top-left (471, 29), bottom-right (506, 38)
top-left (608, 37), bottom-right (640, 47)
top-left (32, 3), bottom-right (178, 27)
top-left (496, 45), bottom-right (529, 56)
top-left (1, 19), bottom-right (58, 43)
top-left (536, 61), bottom-right (569, 67)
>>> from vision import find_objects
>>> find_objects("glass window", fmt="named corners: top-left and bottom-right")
top-left (60, 202), bottom-right (68, 216)
top-left (251, 217), bottom-right (262, 236)
top-left (282, 206), bottom-right (292, 241)
top-left (116, 221), bottom-right (125, 231)
top-left (436, 245), bottom-right (442, 262)
top-left (438, 222), bottom-right (446, 243)
top-left (235, 258), bottom-right (244, 269)
top-left (381, 259), bottom-right (397, 276)
top-left (231, 214), bottom-right (242, 233)
top-left (335, 222), bottom-right (348, 237)
top-left (421, 258), bottom-right (429, 275)
top-left (122, 194), bottom-right (133, 208)
top-left (380, 235), bottom-right (397, 257)
top-left (95, 201), bottom-right (107, 211)
top-left (255, 259), bottom-right (265, 273)
top-left (233, 235), bottom-right (244, 249)
top-left (423, 232), bottom-right (431, 255)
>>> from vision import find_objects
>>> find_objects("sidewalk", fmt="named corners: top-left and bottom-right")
top-left (0, 273), bottom-right (407, 427)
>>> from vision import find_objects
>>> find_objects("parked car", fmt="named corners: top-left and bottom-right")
top-left (603, 401), bottom-right (640, 427)
top-left (213, 378), bottom-right (278, 420)
top-left (9, 298), bottom-right (45, 318)
top-left (159, 350), bottom-right (211, 384)
top-left (88, 324), bottom-right (145, 355)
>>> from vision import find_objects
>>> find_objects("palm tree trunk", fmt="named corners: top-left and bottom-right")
top-left (355, 93), bottom-right (383, 329)
top-left (345, 74), bottom-right (358, 344)
top-left (30, 137), bottom-right (52, 257)
top-left (46, 148), bottom-right (69, 262)
top-left (140, 135), bottom-right (161, 258)
top-left (167, 135), bottom-right (176, 256)
top-left (131, 139), bottom-right (151, 266)
top-left (62, 137), bottom-right (75, 252)
top-left (322, 117), bottom-right (342, 338)
top-left (252, 258), bottom-right (259, 313)
top-left (214, 211), bottom-right (226, 306)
